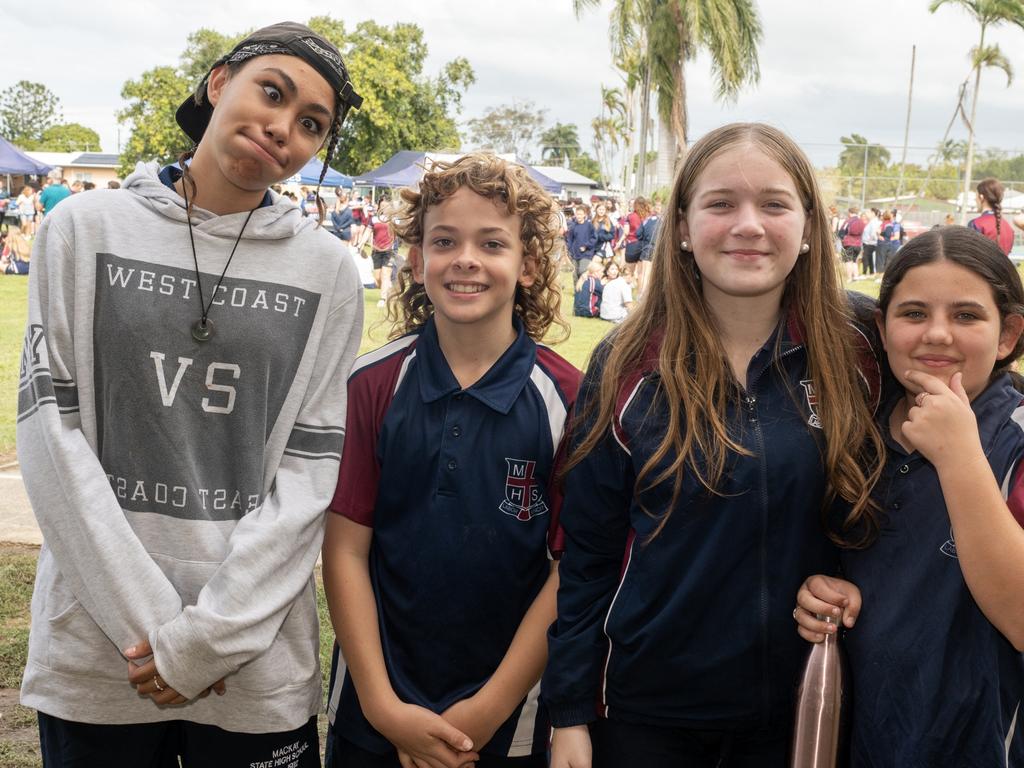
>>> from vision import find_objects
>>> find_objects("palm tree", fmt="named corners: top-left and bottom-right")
top-left (574, 0), bottom-right (763, 184)
top-left (592, 86), bottom-right (628, 189)
top-left (838, 134), bottom-right (891, 175)
top-left (930, 0), bottom-right (1024, 222)
top-left (539, 122), bottom-right (582, 165)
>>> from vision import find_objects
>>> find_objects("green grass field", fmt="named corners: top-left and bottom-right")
top-left (0, 280), bottom-right (28, 459)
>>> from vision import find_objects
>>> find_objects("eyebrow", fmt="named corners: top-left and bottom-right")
top-left (894, 300), bottom-right (989, 310)
top-left (428, 224), bottom-right (514, 236)
top-left (259, 67), bottom-right (333, 118)
top-left (699, 186), bottom-right (798, 198)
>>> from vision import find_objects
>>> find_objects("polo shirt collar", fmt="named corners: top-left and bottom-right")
top-left (416, 316), bottom-right (537, 414)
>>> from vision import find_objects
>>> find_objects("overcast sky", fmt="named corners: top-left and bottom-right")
top-left (6, 0), bottom-right (1024, 169)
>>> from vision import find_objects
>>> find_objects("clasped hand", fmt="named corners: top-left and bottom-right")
top-left (125, 640), bottom-right (225, 706)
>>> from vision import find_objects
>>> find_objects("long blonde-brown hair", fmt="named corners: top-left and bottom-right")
top-left (567, 123), bottom-right (884, 546)
top-left (387, 153), bottom-right (569, 342)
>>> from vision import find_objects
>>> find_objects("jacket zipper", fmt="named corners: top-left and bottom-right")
top-left (746, 343), bottom-right (803, 725)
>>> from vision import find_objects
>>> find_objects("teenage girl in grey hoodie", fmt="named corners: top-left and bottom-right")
top-left (18, 22), bottom-right (363, 767)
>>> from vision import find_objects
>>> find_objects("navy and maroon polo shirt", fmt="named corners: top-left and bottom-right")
top-left (842, 375), bottom-right (1024, 766)
top-left (327, 315), bottom-right (580, 758)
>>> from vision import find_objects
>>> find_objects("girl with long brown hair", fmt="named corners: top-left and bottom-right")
top-left (545, 123), bottom-right (884, 767)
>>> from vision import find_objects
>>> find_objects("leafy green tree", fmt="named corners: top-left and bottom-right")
top-left (467, 102), bottom-right (546, 158)
top-left (0, 80), bottom-right (62, 145)
top-left (838, 134), bottom-right (891, 174)
top-left (180, 28), bottom-right (245, 84)
top-left (35, 123), bottom-right (101, 152)
top-left (117, 18), bottom-right (474, 177)
top-left (570, 153), bottom-right (603, 183)
top-left (334, 21), bottom-right (474, 174)
top-left (930, 0), bottom-right (1024, 220)
top-left (539, 122), bottom-right (581, 163)
top-left (118, 66), bottom-right (193, 176)
top-left (934, 138), bottom-right (969, 164)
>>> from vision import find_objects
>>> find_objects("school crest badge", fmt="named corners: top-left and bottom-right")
top-left (940, 526), bottom-right (958, 559)
top-left (499, 458), bottom-right (548, 521)
top-left (800, 379), bottom-right (822, 429)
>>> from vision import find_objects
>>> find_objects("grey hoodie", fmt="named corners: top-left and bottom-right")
top-left (18, 162), bottom-right (362, 733)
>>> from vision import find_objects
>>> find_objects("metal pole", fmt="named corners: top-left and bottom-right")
top-left (896, 45), bottom-right (916, 205)
top-left (860, 144), bottom-right (869, 210)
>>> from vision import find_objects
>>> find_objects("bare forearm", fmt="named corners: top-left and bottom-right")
top-left (475, 565), bottom-right (559, 720)
top-left (937, 453), bottom-right (1024, 648)
top-left (322, 517), bottom-right (399, 723)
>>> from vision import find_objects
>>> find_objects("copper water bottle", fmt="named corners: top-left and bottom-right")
top-left (790, 613), bottom-right (847, 768)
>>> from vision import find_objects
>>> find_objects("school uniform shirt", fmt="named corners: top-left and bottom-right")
top-left (969, 211), bottom-right (1015, 256)
top-left (327, 316), bottom-right (580, 758)
top-left (574, 275), bottom-right (603, 317)
top-left (594, 219), bottom-right (615, 256)
top-left (371, 215), bottom-right (393, 252)
top-left (841, 375), bottom-right (1024, 767)
top-left (545, 312), bottom-right (879, 732)
top-left (566, 220), bottom-right (597, 261)
top-left (17, 162), bottom-right (364, 733)
top-left (331, 206), bottom-right (354, 241)
top-left (636, 215), bottom-right (660, 260)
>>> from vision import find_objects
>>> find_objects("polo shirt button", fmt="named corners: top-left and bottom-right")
top-left (447, 459), bottom-right (457, 471)
top-left (899, 464), bottom-right (909, 474)
top-left (892, 501), bottom-right (901, 510)
top-left (454, 394), bottom-right (464, 402)
top-left (452, 425), bottom-right (462, 437)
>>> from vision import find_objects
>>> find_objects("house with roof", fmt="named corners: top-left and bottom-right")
top-left (23, 151), bottom-right (121, 187)
top-left (531, 166), bottom-right (600, 200)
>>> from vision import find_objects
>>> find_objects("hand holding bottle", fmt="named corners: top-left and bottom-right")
top-left (795, 575), bottom-right (860, 643)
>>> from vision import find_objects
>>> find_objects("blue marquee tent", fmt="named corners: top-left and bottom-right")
top-left (353, 151), bottom-right (561, 193)
top-left (290, 157), bottom-right (353, 188)
top-left (0, 136), bottom-right (53, 175)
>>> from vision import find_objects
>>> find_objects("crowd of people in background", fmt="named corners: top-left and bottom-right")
top-left (4, 167), bottom-right (1020, 287)
top-left (0, 173), bottom-right (123, 275)
top-left (562, 195), bottom-right (661, 322)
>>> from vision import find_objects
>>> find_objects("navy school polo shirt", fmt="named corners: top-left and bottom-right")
top-left (841, 375), bottom-right (1024, 767)
top-left (327, 316), bottom-right (580, 757)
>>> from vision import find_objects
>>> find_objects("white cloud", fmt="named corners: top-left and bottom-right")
top-left (2, 0), bottom-right (1021, 173)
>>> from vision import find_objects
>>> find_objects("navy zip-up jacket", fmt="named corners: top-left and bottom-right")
top-left (841, 376), bottom-right (1024, 767)
top-left (545, 314), bottom-right (870, 731)
top-left (566, 220), bottom-right (597, 261)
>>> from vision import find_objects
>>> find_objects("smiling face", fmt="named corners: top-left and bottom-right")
top-left (678, 144), bottom-right (809, 309)
top-left (408, 187), bottom-right (534, 338)
top-left (879, 259), bottom-right (1023, 402)
top-left (196, 54), bottom-right (335, 194)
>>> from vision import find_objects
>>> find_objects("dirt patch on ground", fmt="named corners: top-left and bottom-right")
top-left (0, 688), bottom-right (40, 767)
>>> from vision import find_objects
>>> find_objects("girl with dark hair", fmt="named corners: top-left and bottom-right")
top-left (17, 22), bottom-right (363, 767)
top-left (546, 123), bottom-right (884, 767)
top-left (970, 177), bottom-right (1016, 255)
top-left (797, 226), bottom-right (1024, 765)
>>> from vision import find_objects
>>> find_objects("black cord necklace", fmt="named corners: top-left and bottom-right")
top-left (181, 180), bottom-right (257, 342)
